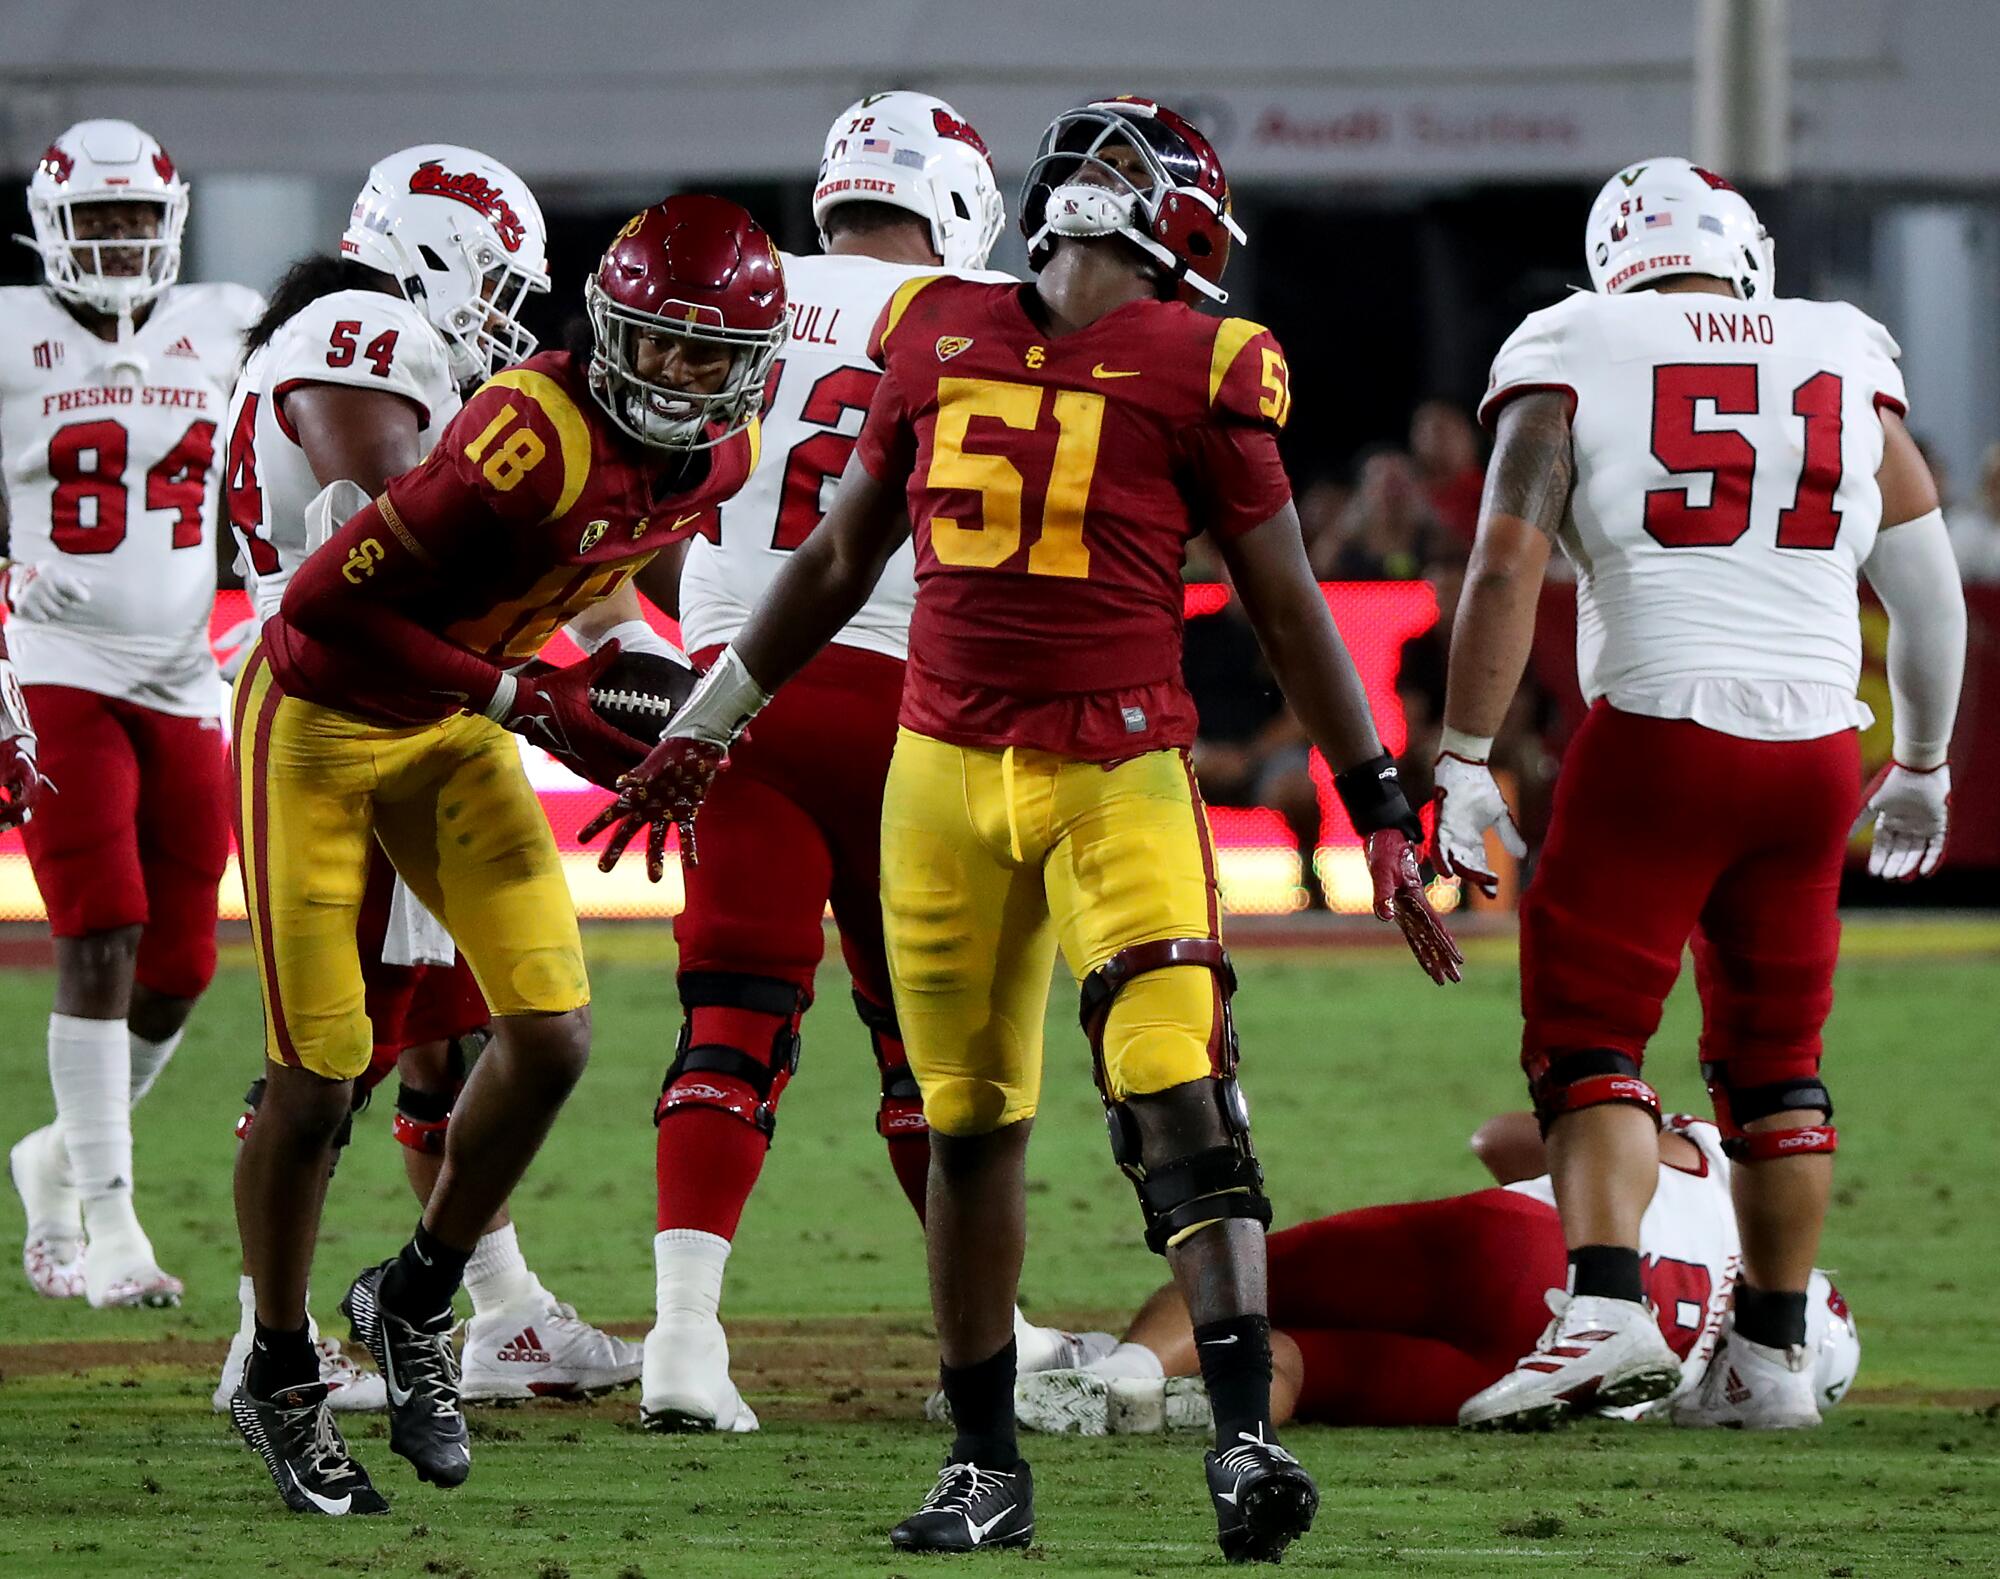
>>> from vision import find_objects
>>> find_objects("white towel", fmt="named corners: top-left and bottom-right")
top-left (383, 877), bottom-right (456, 967)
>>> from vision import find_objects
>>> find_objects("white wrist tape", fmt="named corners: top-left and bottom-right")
top-left (482, 672), bottom-right (518, 723)
top-left (1439, 726), bottom-right (1495, 763)
top-left (665, 646), bottom-right (770, 746)
top-left (567, 617), bottom-right (681, 662)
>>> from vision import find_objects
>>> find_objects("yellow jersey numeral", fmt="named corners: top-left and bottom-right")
top-left (463, 401), bottom-right (548, 492)
top-left (926, 377), bottom-right (1105, 580)
top-left (1258, 348), bottom-right (1293, 427)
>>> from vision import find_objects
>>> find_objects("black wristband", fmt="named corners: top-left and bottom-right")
top-left (1333, 752), bottom-right (1422, 840)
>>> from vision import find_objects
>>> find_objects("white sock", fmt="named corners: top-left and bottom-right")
top-left (128, 1027), bottom-right (183, 1106)
top-left (464, 1222), bottom-right (548, 1318)
top-left (654, 1228), bottom-right (730, 1321)
top-left (49, 1014), bottom-right (136, 1224)
top-left (1087, 1341), bottom-right (1167, 1382)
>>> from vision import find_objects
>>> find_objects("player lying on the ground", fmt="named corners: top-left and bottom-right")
top-left (227, 192), bottom-right (783, 1517)
top-left (1432, 157), bottom-right (1963, 1432)
top-left (591, 95), bottom-right (1458, 1566)
top-left (6, 119), bottom-right (262, 1309)
top-left (214, 147), bottom-right (639, 1416)
top-left (1006, 1112), bottom-right (1858, 1435)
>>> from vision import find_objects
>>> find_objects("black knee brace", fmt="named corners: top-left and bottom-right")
top-left (654, 972), bottom-right (806, 1139)
top-left (854, 991), bottom-right (926, 1139)
top-left (233, 1076), bottom-right (358, 1170)
top-left (1703, 1063), bottom-right (1836, 1160)
top-left (1526, 1049), bottom-right (1663, 1135)
top-left (1079, 938), bottom-right (1269, 1254)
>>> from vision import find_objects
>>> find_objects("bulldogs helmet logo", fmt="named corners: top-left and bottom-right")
top-left (38, 145), bottom-right (73, 185)
top-left (931, 107), bottom-right (994, 166)
top-left (408, 160), bottom-right (527, 253)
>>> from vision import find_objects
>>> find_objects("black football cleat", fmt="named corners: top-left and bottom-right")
top-left (1206, 1427), bottom-right (1319, 1563)
top-left (889, 1458), bottom-right (1035, 1553)
top-left (230, 1380), bottom-right (389, 1516)
top-left (342, 1261), bottom-right (470, 1488)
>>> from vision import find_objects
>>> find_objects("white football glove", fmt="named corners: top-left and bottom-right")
top-left (213, 616), bottom-right (261, 682)
top-left (2, 561), bottom-right (91, 621)
top-left (1851, 762), bottom-right (1949, 881)
top-left (1430, 752), bottom-right (1526, 898)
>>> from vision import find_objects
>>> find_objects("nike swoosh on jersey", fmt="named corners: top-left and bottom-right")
top-left (1091, 364), bottom-right (1142, 379)
top-left (285, 1467), bottom-right (353, 1517)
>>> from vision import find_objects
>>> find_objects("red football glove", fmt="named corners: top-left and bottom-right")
top-left (578, 735), bottom-right (729, 882)
top-left (1368, 829), bottom-right (1463, 985)
top-left (0, 735), bottom-right (45, 831)
top-left (495, 643), bottom-right (649, 791)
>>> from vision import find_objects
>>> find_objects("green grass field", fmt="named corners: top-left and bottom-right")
top-left (0, 922), bottom-right (1994, 1577)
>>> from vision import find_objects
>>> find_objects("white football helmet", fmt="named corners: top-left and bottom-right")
top-left (23, 119), bottom-right (189, 320)
top-left (342, 144), bottom-right (550, 386)
top-left (812, 91), bottom-right (1003, 270)
top-left (1586, 156), bottom-right (1774, 300)
top-left (1806, 1270), bottom-right (1860, 1409)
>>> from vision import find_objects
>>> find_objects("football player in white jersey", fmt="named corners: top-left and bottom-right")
top-left (1008, 1111), bottom-right (1860, 1434)
top-left (639, 91), bottom-right (1022, 1434)
top-left (3, 119), bottom-right (263, 1309)
top-left (1430, 159), bottom-right (1963, 1429)
top-left (216, 148), bottom-right (640, 1464)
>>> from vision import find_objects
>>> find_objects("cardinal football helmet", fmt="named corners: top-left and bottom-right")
top-left (1587, 156), bottom-right (1774, 300)
top-left (24, 119), bottom-right (189, 320)
top-left (342, 144), bottom-right (550, 386)
top-left (1806, 1270), bottom-right (1860, 1409)
top-left (584, 196), bottom-right (787, 451)
top-left (1021, 97), bottom-right (1244, 305)
top-left (812, 91), bottom-right (1004, 270)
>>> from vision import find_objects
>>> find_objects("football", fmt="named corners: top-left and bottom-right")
top-left (587, 648), bottom-right (699, 740)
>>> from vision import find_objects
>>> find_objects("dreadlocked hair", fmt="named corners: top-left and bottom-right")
top-left (244, 255), bottom-right (395, 356)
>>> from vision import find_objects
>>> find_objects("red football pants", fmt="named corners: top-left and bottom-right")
top-left (21, 684), bottom-right (230, 999)
top-left (1520, 703), bottom-right (1859, 1087)
top-left (1267, 1190), bottom-right (1568, 1426)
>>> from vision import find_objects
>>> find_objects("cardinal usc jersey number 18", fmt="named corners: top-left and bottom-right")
top-left (226, 290), bottom-right (461, 620)
top-left (678, 252), bottom-right (1013, 662)
top-left (855, 275), bottom-right (1293, 760)
top-left (0, 282), bottom-right (261, 714)
top-left (1482, 291), bottom-right (1907, 740)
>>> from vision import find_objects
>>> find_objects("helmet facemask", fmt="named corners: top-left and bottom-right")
top-left (585, 278), bottom-right (782, 452)
top-left (30, 192), bottom-right (184, 318)
top-left (406, 233), bottom-right (545, 387)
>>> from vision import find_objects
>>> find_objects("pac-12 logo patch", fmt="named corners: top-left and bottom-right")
top-left (935, 335), bottom-right (972, 362)
top-left (579, 520), bottom-right (608, 553)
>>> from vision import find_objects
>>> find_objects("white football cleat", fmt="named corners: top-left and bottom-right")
top-left (1014, 1314), bottom-right (1121, 1375)
top-left (639, 1310), bottom-right (758, 1432)
top-left (1671, 1328), bottom-right (1821, 1429)
top-left (461, 1300), bottom-right (643, 1403)
top-left (11, 1125), bottom-right (84, 1299)
top-left (213, 1330), bottom-right (387, 1413)
top-left (1016, 1368), bottom-right (1111, 1436)
top-left (81, 1237), bottom-right (182, 1309)
top-left (1459, 1290), bottom-right (1680, 1430)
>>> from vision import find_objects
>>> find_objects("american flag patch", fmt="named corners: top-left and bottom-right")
top-left (31, 340), bottom-right (61, 369)
top-left (1642, 211), bottom-right (1674, 229)
top-left (861, 137), bottom-right (891, 153)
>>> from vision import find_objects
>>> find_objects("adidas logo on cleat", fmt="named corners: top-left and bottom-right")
top-left (1723, 1367), bottom-right (1752, 1406)
top-left (494, 1327), bottom-right (553, 1365)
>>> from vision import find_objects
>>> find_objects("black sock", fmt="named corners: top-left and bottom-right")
top-left (1568, 1244), bottom-right (1644, 1303)
top-left (1193, 1314), bottom-right (1274, 1445)
top-left (942, 1339), bottom-right (1018, 1470)
top-left (378, 1222), bottom-right (471, 1327)
top-left (246, 1318), bottom-right (316, 1398)
top-left (1733, 1281), bottom-right (1808, 1349)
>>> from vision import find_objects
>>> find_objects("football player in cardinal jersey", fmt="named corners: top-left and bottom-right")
top-left (3, 119), bottom-right (262, 1311)
top-left (1435, 159), bottom-right (1964, 1431)
top-left (640, 90), bottom-right (1046, 1437)
top-left (1013, 1113), bottom-right (1860, 1434)
top-left (214, 146), bottom-right (640, 1427)
top-left (591, 98), bottom-right (1457, 1563)
top-left (226, 196), bottom-right (783, 1515)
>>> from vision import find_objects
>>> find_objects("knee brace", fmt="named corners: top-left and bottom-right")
top-left (1526, 1049), bottom-right (1662, 1135)
top-left (1703, 1063), bottom-right (1837, 1161)
top-left (855, 990), bottom-right (926, 1140)
top-left (1081, 940), bottom-right (1269, 1254)
top-left (234, 1076), bottom-right (358, 1166)
top-left (392, 1085), bottom-right (453, 1155)
top-left (654, 972), bottom-right (807, 1140)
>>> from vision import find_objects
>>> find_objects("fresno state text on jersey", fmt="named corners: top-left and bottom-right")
top-left (854, 275), bottom-right (1293, 759)
top-left (679, 251), bottom-right (1011, 663)
top-left (1482, 291), bottom-right (1907, 740)
top-left (0, 282), bottom-right (262, 714)
top-left (263, 350), bottom-right (756, 725)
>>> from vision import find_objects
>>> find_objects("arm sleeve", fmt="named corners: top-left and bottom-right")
top-left (1479, 304), bottom-right (1575, 430)
top-left (1862, 507), bottom-right (1964, 768)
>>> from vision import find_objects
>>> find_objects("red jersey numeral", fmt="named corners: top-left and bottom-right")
top-left (1640, 1254), bottom-right (1714, 1362)
top-left (226, 394), bottom-right (280, 575)
top-left (1643, 362), bottom-right (1849, 551)
top-left (48, 418), bottom-right (216, 556)
top-left (771, 362), bottom-right (882, 550)
top-left (328, 321), bottom-right (399, 378)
